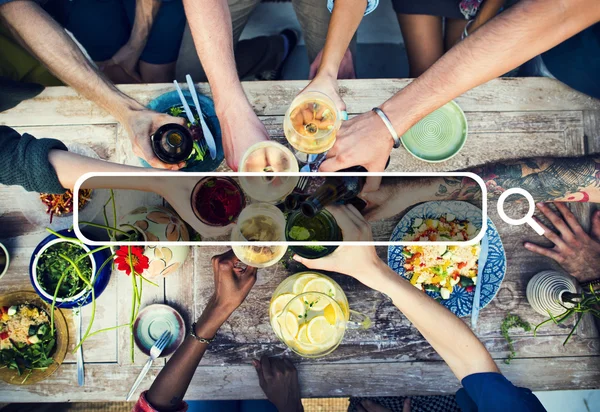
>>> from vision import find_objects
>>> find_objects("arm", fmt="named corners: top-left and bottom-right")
top-left (144, 250), bottom-right (257, 411)
top-left (0, 1), bottom-right (185, 169)
top-left (302, 0), bottom-right (367, 110)
top-left (108, 0), bottom-right (161, 75)
top-left (322, 0), bottom-right (600, 173)
top-left (294, 205), bottom-right (499, 381)
top-left (362, 156), bottom-right (600, 220)
top-left (182, 0), bottom-right (268, 170)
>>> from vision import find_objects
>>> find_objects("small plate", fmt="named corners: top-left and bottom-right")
top-left (133, 304), bottom-right (185, 357)
top-left (387, 201), bottom-right (506, 317)
top-left (0, 291), bottom-right (68, 385)
top-left (401, 100), bottom-right (468, 163)
top-left (143, 89), bottom-right (224, 172)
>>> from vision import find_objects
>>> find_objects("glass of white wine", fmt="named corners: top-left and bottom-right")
top-left (231, 203), bottom-right (288, 268)
top-left (238, 141), bottom-right (299, 204)
top-left (283, 92), bottom-right (342, 169)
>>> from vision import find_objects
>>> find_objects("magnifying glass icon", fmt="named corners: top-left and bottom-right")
top-left (497, 188), bottom-right (545, 235)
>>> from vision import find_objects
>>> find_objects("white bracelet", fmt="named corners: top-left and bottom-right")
top-left (372, 107), bottom-right (401, 148)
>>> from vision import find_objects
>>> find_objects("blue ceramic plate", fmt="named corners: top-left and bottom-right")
top-left (29, 229), bottom-right (112, 308)
top-left (133, 304), bottom-right (185, 357)
top-left (387, 201), bottom-right (506, 317)
top-left (143, 89), bottom-right (224, 171)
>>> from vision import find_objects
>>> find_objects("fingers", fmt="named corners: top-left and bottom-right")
top-left (325, 204), bottom-right (372, 241)
top-left (554, 203), bottom-right (587, 237)
top-left (537, 203), bottom-right (575, 242)
top-left (524, 241), bottom-right (563, 262)
top-left (292, 254), bottom-right (324, 270)
top-left (362, 176), bottom-right (381, 194)
top-left (592, 210), bottom-right (600, 241)
top-left (260, 355), bottom-right (272, 379)
top-left (361, 400), bottom-right (392, 412)
top-left (253, 357), bottom-right (266, 387)
top-left (531, 217), bottom-right (568, 249)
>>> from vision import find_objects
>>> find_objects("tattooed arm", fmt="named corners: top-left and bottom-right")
top-left (362, 156), bottom-right (600, 220)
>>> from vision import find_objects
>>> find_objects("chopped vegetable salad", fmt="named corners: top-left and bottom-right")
top-left (402, 215), bottom-right (481, 299)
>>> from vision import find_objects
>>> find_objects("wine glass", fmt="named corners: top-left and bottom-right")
top-left (283, 91), bottom-right (342, 171)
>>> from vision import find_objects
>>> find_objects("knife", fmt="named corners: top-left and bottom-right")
top-left (471, 234), bottom-right (489, 329)
top-left (185, 75), bottom-right (217, 160)
top-left (173, 80), bottom-right (196, 126)
top-left (74, 308), bottom-right (84, 386)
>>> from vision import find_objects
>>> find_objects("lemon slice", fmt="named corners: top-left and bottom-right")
top-left (277, 311), bottom-right (299, 342)
top-left (323, 304), bottom-right (337, 325)
top-left (302, 278), bottom-right (336, 310)
top-left (297, 324), bottom-right (311, 345)
top-left (270, 293), bottom-right (295, 317)
top-left (292, 273), bottom-right (319, 294)
top-left (307, 315), bottom-right (337, 346)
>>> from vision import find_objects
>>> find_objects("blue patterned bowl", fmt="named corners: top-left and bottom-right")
top-left (142, 89), bottom-right (224, 171)
top-left (29, 230), bottom-right (112, 308)
top-left (387, 201), bottom-right (506, 317)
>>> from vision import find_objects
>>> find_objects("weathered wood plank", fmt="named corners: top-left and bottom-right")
top-left (1, 79), bottom-right (598, 129)
top-left (0, 356), bottom-right (599, 402)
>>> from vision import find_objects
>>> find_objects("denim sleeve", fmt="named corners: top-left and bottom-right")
top-left (456, 372), bottom-right (547, 412)
top-left (327, 0), bottom-right (379, 16)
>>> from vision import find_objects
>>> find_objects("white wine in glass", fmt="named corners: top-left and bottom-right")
top-left (284, 92), bottom-right (341, 156)
top-left (231, 203), bottom-right (287, 268)
top-left (238, 141), bottom-right (299, 204)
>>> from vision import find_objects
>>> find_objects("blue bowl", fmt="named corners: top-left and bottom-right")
top-left (142, 89), bottom-right (224, 172)
top-left (29, 230), bottom-right (112, 308)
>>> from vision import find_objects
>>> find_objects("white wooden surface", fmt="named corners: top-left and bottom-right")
top-left (0, 79), bottom-right (600, 402)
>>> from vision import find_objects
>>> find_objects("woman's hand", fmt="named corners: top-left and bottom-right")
top-left (300, 73), bottom-right (346, 113)
top-left (292, 205), bottom-right (389, 291)
top-left (525, 203), bottom-right (600, 283)
top-left (206, 249), bottom-right (257, 315)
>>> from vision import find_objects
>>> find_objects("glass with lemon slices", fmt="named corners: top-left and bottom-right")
top-left (269, 271), bottom-right (370, 358)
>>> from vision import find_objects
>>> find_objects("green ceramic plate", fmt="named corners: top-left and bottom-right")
top-left (133, 304), bottom-right (185, 357)
top-left (401, 100), bottom-right (468, 162)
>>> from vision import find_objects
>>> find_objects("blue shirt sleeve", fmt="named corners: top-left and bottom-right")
top-left (327, 0), bottom-right (379, 16)
top-left (456, 373), bottom-right (546, 412)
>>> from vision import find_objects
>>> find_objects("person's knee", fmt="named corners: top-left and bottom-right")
top-left (139, 62), bottom-right (176, 83)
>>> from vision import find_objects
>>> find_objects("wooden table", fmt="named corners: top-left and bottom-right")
top-left (1, 79), bottom-right (600, 402)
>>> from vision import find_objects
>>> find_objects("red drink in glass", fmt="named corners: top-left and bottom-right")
top-left (191, 177), bottom-right (246, 226)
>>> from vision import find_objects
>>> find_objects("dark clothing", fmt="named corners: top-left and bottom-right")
top-left (44, 0), bottom-right (186, 64)
top-left (542, 24), bottom-right (600, 100)
top-left (349, 372), bottom-right (545, 412)
top-left (0, 77), bottom-right (45, 112)
top-left (0, 126), bottom-right (67, 194)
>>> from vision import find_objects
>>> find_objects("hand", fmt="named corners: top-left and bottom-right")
top-left (217, 100), bottom-right (269, 171)
top-left (309, 48), bottom-right (356, 80)
top-left (121, 108), bottom-right (187, 170)
top-left (109, 43), bottom-right (140, 76)
top-left (292, 205), bottom-right (386, 291)
top-left (300, 73), bottom-right (346, 113)
top-left (252, 356), bottom-right (303, 412)
top-left (319, 111), bottom-right (393, 189)
top-left (211, 249), bottom-right (257, 312)
top-left (525, 204), bottom-right (600, 283)
top-left (357, 399), bottom-right (395, 412)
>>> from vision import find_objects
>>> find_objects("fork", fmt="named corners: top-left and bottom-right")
top-left (126, 330), bottom-right (171, 401)
top-left (294, 176), bottom-right (309, 193)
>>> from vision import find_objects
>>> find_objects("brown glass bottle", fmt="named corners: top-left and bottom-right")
top-left (151, 123), bottom-right (194, 164)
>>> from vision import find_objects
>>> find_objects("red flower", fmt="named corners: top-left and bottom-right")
top-left (115, 246), bottom-right (149, 276)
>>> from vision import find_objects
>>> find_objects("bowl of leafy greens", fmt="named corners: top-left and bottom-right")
top-left (0, 291), bottom-right (68, 385)
top-left (29, 231), bottom-right (112, 308)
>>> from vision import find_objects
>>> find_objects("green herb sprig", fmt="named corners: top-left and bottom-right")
top-left (501, 314), bottom-right (531, 364)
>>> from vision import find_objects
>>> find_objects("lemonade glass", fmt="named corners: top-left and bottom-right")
top-left (269, 272), bottom-right (370, 358)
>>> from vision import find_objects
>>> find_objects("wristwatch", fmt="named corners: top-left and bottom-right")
top-left (190, 322), bottom-right (215, 344)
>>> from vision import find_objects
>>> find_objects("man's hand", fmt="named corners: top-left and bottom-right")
top-left (525, 204), bottom-right (600, 283)
top-left (211, 249), bottom-right (257, 312)
top-left (319, 110), bottom-right (394, 177)
top-left (121, 108), bottom-right (186, 170)
top-left (218, 101), bottom-right (269, 171)
top-left (253, 356), bottom-right (303, 412)
top-left (292, 205), bottom-right (387, 291)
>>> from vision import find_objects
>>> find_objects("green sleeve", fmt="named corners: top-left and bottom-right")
top-left (0, 125), bottom-right (68, 194)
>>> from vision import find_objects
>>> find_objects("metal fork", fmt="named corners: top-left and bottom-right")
top-left (295, 176), bottom-right (309, 193)
top-left (126, 330), bottom-right (171, 401)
